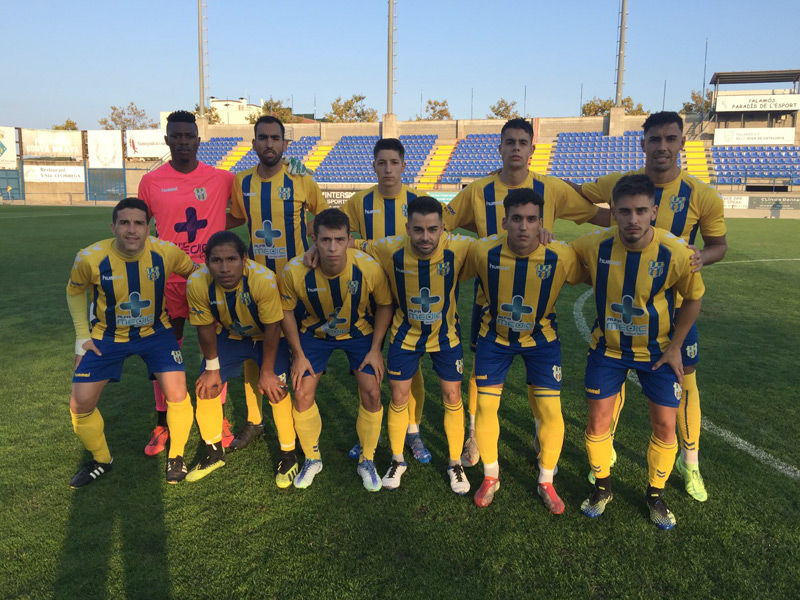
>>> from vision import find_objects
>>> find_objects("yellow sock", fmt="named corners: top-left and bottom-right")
top-left (271, 393), bottom-right (296, 451)
top-left (293, 403), bottom-right (321, 460)
top-left (585, 429), bottom-right (613, 479)
top-left (533, 387), bottom-right (564, 471)
top-left (356, 405), bottom-right (383, 461)
top-left (166, 393), bottom-right (194, 458)
top-left (387, 402), bottom-right (409, 458)
top-left (610, 385), bottom-right (626, 437)
top-left (243, 359), bottom-right (263, 424)
top-left (443, 399), bottom-right (465, 462)
top-left (408, 369), bottom-right (426, 426)
top-left (647, 434), bottom-right (678, 489)
top-left (71, 408), bottom-right (112, 463)
top-left (195, 395), bottom-right (223, 443)
top-left (677, 371), bottom-right (701, 463)
top-left (475, 386), bottom-right (502, 465)
top-left (467, 365), bottom-right (478, 423)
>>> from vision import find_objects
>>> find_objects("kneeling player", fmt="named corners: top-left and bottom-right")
top-left (469, 189), bottom-right (584, 512)
top-left (66, 198), bottom-right (197, 486)
top-left (185, 231), bottom-right (297, 485)
top-left (281, 209), bottom-right (393, 491)
top-left (571, 175), bottom-right (704, 530)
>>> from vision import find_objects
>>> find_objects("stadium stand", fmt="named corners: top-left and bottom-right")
top-left (440, 134), bottom-right (503, 184)
top-left (230, 136), bottom-right (320, 173)
top-left (711, 145), bottom-right (800, 185)
top-left (198, 137), bottom-right (242, 167)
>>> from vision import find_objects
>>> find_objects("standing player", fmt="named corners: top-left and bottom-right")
top-left (340, 138), bottom-right (430, 463)
top-left (137, 110), bottom-right (236, 455)
top-left (280, 209), bottom-right (394, 491)
top-left (357, 197), bottom-right (475, 494)
top-left (66, 198), bottom-right (197, 486)
top-left (185, 232), bottom-right (295, 485)
top-left (444, 118), bottom-right (606, 469)
top-left (468, 189), bottom-right (584, 512)
top-left (572, 175), bottom-right (704, 530)
top-left (577, 112), bottom-right (727, 501)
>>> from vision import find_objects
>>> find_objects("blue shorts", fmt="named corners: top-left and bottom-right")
top-left (73, 329), bottom-right (185, 383)
top-left (474, 337), bottom-right (562, 389)
top-left (679, 311), bottom-right (700, 367)
top-left (201, 332), bottom-right (290, 383)
top-left (387, 341), bottom-right (464, 382)
top-left (299, 332), bottom-right (375, 377)
top-left (584, 349), bottom-right (682, 408)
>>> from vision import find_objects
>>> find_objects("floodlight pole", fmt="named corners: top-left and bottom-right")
top-left (614, 0), bottom-right (627, 107)
top-left (387, 0), bottom-right (395, 114)
top-left (701, 38), bottom-right (708, 132)
top-left (198, 0), bottom-right (205, 116)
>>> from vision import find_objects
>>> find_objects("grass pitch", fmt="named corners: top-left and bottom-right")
top-left (1, 206), bottom-right (798, 599)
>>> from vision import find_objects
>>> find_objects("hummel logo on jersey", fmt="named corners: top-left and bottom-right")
top-left (160, 187), bottom-right (178, 192)
top-left (102, 274), bottom-right (123, 281)
top-left (307, 287), bottom-right (327, 293)
top-left (489, 263), bottom-right (510, 271)
top-left (395, 267), bottom-right (416, 275)
top-left (364, 209), bottom-right (382, 215)
top-left (599, 258), bottom-right (622, 266)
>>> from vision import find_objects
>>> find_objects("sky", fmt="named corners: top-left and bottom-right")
top-left (3, 0), bottom-right (799, 130)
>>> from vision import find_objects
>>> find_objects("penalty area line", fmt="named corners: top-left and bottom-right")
top-left (572, 289), bottom-right (800, 482)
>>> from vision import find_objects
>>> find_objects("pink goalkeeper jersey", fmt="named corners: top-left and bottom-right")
top-left (138, 161), bottom-right (234, 283)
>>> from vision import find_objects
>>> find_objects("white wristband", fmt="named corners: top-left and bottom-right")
top-left (205, 357), bottom-right (220, 370)
top-left (75, 339), bottom-right (90, 356)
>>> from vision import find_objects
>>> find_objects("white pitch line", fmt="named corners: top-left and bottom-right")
top-left (714, 258), bottom-right (800, 265)
top-left (572, 288), bottom-right (800, 481)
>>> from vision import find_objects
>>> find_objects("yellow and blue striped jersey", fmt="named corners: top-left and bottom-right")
top-left (358, 233), bottom-right (476, 352)
top-left (186, 259), bottom-right (283, 341)
top-left (468, 233), bottom-right (583, 348)
top-left (280, 249), bottom-right (392, 341)
top-left (570, 227), bottom-right (705, 362)
top-left (66, 237), bottom-right (195, 342)
top-left (230, 164), bottom-right (329, 274)
top-left (341, 184), bottom-right (420, 240)
top-left (443, 171), bottom-right (599, 236)
top-left (581, 169), bottom-right (727, 243)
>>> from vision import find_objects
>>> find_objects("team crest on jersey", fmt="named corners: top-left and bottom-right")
top-left (171, 350), bottom-right (183, 364)
top-left (669, 195), bottom-right (687, 212)
top-left (278, 186), bottom-right (292, 200)
top-left (455, 359), bottom-right (464, 375)
top-left (146, 266), bottom-right (161, 281)
top-left (402, 203), bottom-right (408, 217)
top-left (436, 262), bottom-right (451, 277)
top-left (348, 280), bottom-right (359, 295)
top-left (536, 264), bottom-right (552, 280)
top-left (686, 343), bottom-right (698, 359)
top-left (673, 382), bottom-right (682, 400)
top-left (648, 260), bottom-right (665, 278)
top-left (239, 291), bottom-right (252, 305)
top-left (552, 365), bottom-right (562, 382)
top-left (193, 187), bottom-right (207, 201)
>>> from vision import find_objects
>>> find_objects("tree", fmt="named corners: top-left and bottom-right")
top-left (324, 94), bottom-right (378, 123)
top-left (52, 119), bottom-right (79, 130)
top-left (248, 97), bottom-right (303, 124)
top-left (98, 102), bottom-right (158, 130)
top-left (581, 96), bottom-right (648, 116)
top-left (682, 89), bottom-right (713, 114)
top-left (417, 99), bottom-right (452, 121)
top-left (193, 104), bottom-right (222, 125)
top-left (488, 98), bottom-right (521, 119)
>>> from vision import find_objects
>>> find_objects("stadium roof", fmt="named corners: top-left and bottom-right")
top-left (709, 70), bottom-right (800, 86)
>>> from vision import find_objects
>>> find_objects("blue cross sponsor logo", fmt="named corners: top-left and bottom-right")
top-left (497, 294), bottom-right (536, 332)
top-left (606, 295), bottom-right (648, 335)
top-left (669, 195), bottom-right (687, 212)
top-left (146, 266), bottom-right (161, 281)
top-left (648, 260), bottom-right (665, 278)
top-left (174, 207), bottom-right (208, 243)
top-left (117, 292), bottom-right (155, 327)
top-left (348, 280), bottom-right (359, 295)
top-left (536, 264), bottom-right (552, 280)
top-left (230, 320), bottom-right (253, 337)
top-left (408, 287), bottom-right (442, 323)
top-left (322, 306), bottom-right (349, 336)
top-left (253, 220), bottom-right (287, 259)
top-left (436, 262), bottom-right (451, 277)
top-left (278, 186), bottom-right (292, 200)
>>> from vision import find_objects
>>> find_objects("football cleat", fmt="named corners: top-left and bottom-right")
top-left (348, 440), bottom-right (362, 460)
top-left (473, 476), bottom-right (500, 507)
top-left (293, 459), bottom-right (323, 489)
top-left (674, 455), bottom-right (708, 502)
top-left (405, 433), bottom-right (432, 464)
top-left (357, 459), bottom-right (382, 492)
top-left (537, 482), bottom-right (565, 515)
top-left (70, 459), bottom-right (113, 488)
top-left (587, 447), bottom-right (617, 485)
top-left (581, 482), bottom-right (614, 518)
top-left (221, 418), bottom-right (234, 449)
top-left (166, 456), bottom-right (187, 484)
top-left (185, 445), bottom-right (226, 482)
top-left (381, 460), bottom-right (408, 490)
top-left (144, 425), bottom-right (169, 456)
top-left (461, 431), bottom-right (480, 467)
top-left (229, 421), bottom-right (265, 452)
top-left (447, 464), bottom-right (470, 495)
top-left (647, 488), bottom-right (677, 530)
top-left (275, 450), bottom-right (299, 489)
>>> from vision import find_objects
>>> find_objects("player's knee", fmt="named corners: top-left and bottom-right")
top-left (650, 413), bottom-right (676, 442)
top-left (293, 388), bottom-right (315, 411)
top-left (684, 365), bottom-right (697, 375)
top-left (441, 385), bottom-right (461, 406)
